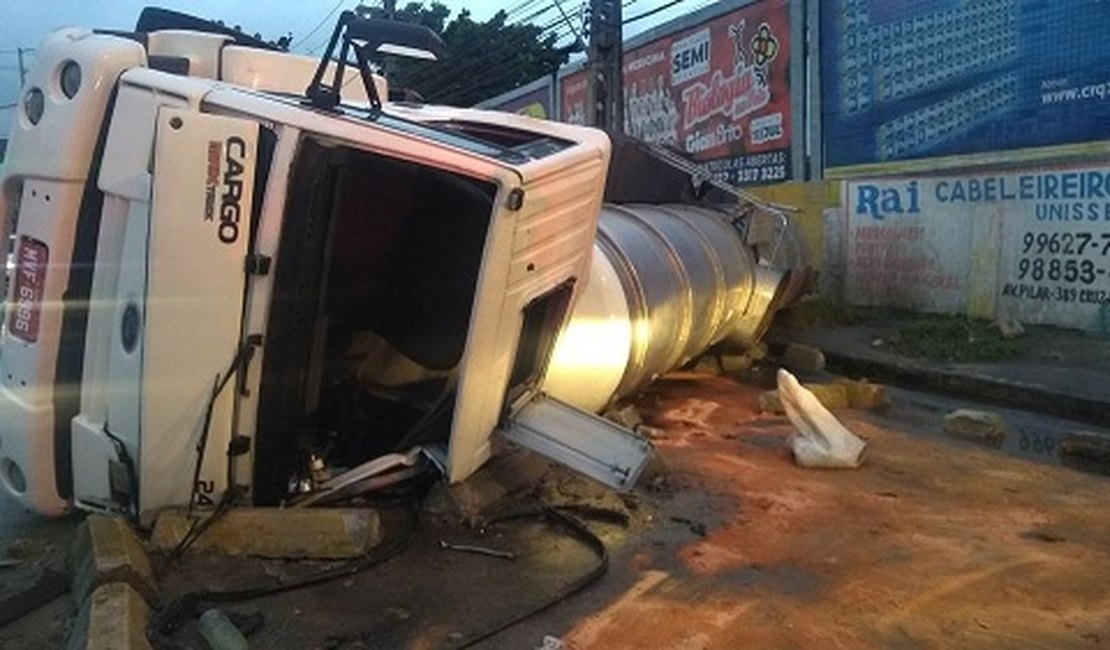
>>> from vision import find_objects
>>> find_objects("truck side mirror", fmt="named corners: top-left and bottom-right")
top-left (346, 17), bottom-right (446, 61)
top-left (305, 11), bottom-right (445, 115)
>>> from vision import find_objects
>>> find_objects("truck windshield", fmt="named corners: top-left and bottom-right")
top-left (251, 137), bottom-right (496, 504)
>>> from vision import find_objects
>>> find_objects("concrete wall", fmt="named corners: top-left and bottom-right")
top-left (747, 180), bottom-right (840, 273)
top-left (821, 162), bottom-right (1110, 335)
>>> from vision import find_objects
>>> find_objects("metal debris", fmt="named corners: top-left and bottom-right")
top-left (437, 540), bottom-right (516, 560)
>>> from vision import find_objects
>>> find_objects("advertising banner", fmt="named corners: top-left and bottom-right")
top-left (622, 0), bottom-right (793, 185)
top-left (822, 0), bottom-right (1110, 168)
top-left (846, 165), bottom-right (1110, 333)
top-left (483, 79), bottom-right (554, 119)
top-left (559, 68), bottom-right (590, 125)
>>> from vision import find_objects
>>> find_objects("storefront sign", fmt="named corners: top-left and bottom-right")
top-left (846, 165), bottom-right (1110, 332)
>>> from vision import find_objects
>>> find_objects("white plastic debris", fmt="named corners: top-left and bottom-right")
top-left (777, 369), bottom-right (867, 468)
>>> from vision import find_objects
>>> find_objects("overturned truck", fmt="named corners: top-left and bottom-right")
top-left (0, 9), bottom-right (806, 521)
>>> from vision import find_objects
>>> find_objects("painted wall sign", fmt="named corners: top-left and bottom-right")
top-left (621, 0), bottom-right (793, 185)
top-left (846, 165), bottom-right (1110, 333)
top-left (822, 0), bottom-right (1110, 168)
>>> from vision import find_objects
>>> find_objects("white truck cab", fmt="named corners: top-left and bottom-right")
top-left (0, 12), bottom-right (637, 520)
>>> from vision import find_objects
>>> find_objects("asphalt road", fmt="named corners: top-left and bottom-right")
top-left (1, 372), bottom-right (1108, 648)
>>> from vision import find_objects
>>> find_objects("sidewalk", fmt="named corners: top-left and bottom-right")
top-left (769, 304), bottom-right (1110, 428)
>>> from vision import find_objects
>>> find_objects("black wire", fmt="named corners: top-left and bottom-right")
top-left (505, 0), bottom-right (546, 22)
top-left (187, 340), bottom-right (257, 518)
top-left (624, 0), bottom-right (687, 25)
top-left (455, 507), bottom-right (609, 648)
top-left (292, 0), bottom-right (349, 51)
top-left (151, 497), bottom-right (609, 648)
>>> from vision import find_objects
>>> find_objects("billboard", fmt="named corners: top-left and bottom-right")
top-left (621, 0), bottom-right (793, 185)
top-left (559, 68), bottom-right (590, 125)
top-left (845, 165), bottom-right (1110, 333)
top-left (822, 0), bottom-right (1110, 168)
top-left (480, 78), bottom-right (554, 119)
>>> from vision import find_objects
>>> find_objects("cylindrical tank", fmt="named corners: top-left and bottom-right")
top-left (544, 203), bottom-right (788, 413)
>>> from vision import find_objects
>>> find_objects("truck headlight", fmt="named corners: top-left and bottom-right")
top-left (23, 87), bottom-right (44, 125)
top-left (61, 60), bottom-right (82, 99)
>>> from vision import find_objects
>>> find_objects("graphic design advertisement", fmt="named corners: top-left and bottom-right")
top-left (846, 165), bottom-right (1110, 332)
top-left (621, 0), bottom-right (792, 185)
top-left (483, 80), bottom-right (554, 119)
top-left (822, 0), bottom-right (1110, 168)
top-left (559, 68), bottom-right (589, 125)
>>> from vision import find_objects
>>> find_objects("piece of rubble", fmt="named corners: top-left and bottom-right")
top-left (604, 404), bottom-right (643, 430)
top-left (777, 369), bottom-right (867, 469)
top-left (150, 508), bottom-right (381, 559)
top-left (781, 343), bottom-right (826, 372)
top-left (992, 315), bottom-right (1025, 339)
top-left (759, 390), bottom-right (783, 413)
top-left (636, 424), bottom-right (668, 440)
top-left (760, 382), bottom-right (849, 414)
top-left (691, 355), bottom-right (722, 375)
top-left (1059, 431), bottom-right (1110, 474)
top-left (65, 582), bottom-right (152, 650)
top-left (718, 353), bottom-right (754, 374)
top-left (69, 515), bottom-right (156, 607)
top-left (833, 378), bottom-right (890, 410)
top-left (943, 409), bottom-right (1005, 445)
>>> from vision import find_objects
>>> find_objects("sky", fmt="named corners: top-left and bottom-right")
top-left (0, 0), bottom-right (706, 134)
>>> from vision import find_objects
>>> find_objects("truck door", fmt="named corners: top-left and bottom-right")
top-left (73, 84), bottom-right (257, 517)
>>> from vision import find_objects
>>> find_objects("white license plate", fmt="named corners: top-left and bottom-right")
top-left (9, 236), bottom-right (49, 343)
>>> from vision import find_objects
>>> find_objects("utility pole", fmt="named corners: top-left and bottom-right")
top-left (586, 0), bottom-right (623, 133)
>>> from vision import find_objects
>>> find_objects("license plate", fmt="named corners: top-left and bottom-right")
top-left (8, 236), bottom-right (49, 343)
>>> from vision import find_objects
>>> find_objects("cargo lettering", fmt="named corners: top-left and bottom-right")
top-left (218, 136), bottom-right (247, 244)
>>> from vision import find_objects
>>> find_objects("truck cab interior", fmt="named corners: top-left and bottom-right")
top-left (252, 137), bottom-right (495, 504)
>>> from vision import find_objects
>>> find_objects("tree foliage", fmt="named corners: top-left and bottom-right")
top-left (359, 2), bottom-right (569, 107)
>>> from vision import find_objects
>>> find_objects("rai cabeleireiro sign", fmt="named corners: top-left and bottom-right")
top-left (845, 164), bottom-right (1110, 333)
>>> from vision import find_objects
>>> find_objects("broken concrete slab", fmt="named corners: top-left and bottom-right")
top-left (68, 515), bottom-right (156, 607)
top-left (692, 355), bottom-right (723, 375)
top-left (604, 404), bottom-right (643, 430)
top-left (719, 354), bottom-right (754, 374)
top-left (943, 409), bottom-right (1006, 445)
top-left (760, 383), bottom-right (849, 414)
top-left (781, 342), bottom-right (826, 372)
top-left (832, 378), bottom-right (890, 410)
top-left (1059, 431), bottom-right (1110, 475)
top-left (65, 582), bottom-right (151, 650)
top-left (149, 508), bottom-right (381, 559)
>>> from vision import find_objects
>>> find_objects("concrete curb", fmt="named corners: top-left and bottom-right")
top-left (821, 349), bottom-right (1110, 427)
top-left (68, 515), bottom-right (157, 607)
top-left (150, 508), bottom-right (382, 559)
top-left (66, 516), bottom-right (156, 650)
top-left (66, 582), bottom-right (152, 650)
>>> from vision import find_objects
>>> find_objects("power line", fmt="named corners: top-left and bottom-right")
top-left (504, 0), bottom-right (546, 21)
top-left (292, 0), bottom-right (349, 51)
top-left (624, 0), bottom-right (687, 25)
